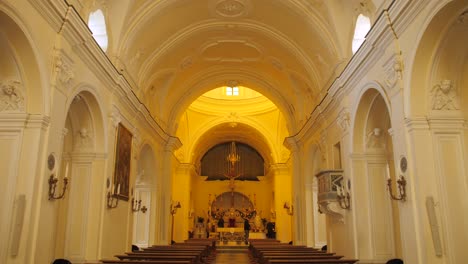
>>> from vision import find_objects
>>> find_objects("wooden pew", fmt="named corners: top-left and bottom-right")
top-left (265, 260), bottom-right (359, 264)
top-left (101, 260), bottom-right (192, 264)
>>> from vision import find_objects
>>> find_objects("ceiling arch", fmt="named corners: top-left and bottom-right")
top-left (164, 67), bottom-right (296, 135)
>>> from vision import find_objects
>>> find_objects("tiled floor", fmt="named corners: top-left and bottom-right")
top-left (210, 249), bottom-right (253, 264)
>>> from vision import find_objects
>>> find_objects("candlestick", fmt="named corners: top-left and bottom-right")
top-left (386, 164), bottom-right (391, 180)
top-left (64, 162), bottom-right (69, 179)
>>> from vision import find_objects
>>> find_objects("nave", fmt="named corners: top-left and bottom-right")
top-left (100, 238), bottom-right (359, 264)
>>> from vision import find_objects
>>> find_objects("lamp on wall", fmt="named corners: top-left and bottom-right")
top-left (131, 192), bottom-right (142, 213)
top-left (48, 162), bottom-right (69, 200)
top-left (336, 186), bottom-right (351, 209)
top-left (283, 202), bottom-right (293, 215)
top-left (171, 201), bottom-right (182, 215)
top-left (387, 175), bottom-right (407, 201)
top-left (106, 181), bottom-right (120, 209)
top-left (170, 201), bottom-right (181, 244)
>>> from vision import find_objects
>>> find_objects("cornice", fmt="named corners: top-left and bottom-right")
top-left (28, 0), bottom-right (174, 146)
top-left (288, 0), bottom-right (428, 143)
top-left (404, 116), bottom-right (430, 132)
top-left (27, 0), bottom-right (68, 32)
top-left (0, 113), bottom-right (50, 130)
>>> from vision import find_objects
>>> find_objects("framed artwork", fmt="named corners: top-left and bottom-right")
top-left (113, 123), bottom-right (132, 201)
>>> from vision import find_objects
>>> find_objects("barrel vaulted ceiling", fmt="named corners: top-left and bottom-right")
top-left (76, 0), bottom-right (378, 163)
top-left (90, 0), bottom-right (378, 134)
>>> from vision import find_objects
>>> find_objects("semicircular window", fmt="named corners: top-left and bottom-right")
top-left (201, 142), bottom-right (264, 181)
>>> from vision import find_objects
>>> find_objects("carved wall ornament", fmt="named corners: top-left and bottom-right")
top-left (366, 127), bottom-right (386, 149)
top-left (129, 49), bottom-right (144, 67)
top-left (0, 79), bottom-right (25, 112)
top-left (270, 57), bottom-right (284, 71)
top-left (109, 107), bottom-right (121, 128)
top-left (54, 49), bottom-right (75, 88)
top-left (337, 110), bottom-right (350, 132)
top-left (180, 56), bottom-right (194, 70)
top-left (458, 11), bottom-right (468, 24)
top-left (383, 52), bottom-right (403, 89)
top-left (74, 127), bottom-right (94, 150)
top-left (212, 0), bottom-right (251, 18)
top-left (430, 79), bottom-right (459, 110)
top-left (354, 0), bottom-right (372, 16)
top-left (226, 112), bottom-right (240, 122)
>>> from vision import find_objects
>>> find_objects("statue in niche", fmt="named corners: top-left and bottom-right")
top-left (366, 127), bottom-right (385, 149)
top-left (431, 80), bottom-right (459, 110)
top-left (0, 80), bottom-right (24, 112)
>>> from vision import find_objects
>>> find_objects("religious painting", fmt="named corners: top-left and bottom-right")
top-left (113, 123), bottom-right (132, 201)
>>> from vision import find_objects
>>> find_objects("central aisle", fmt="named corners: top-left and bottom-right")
top-left (211, 248), bottom-right (253, 264)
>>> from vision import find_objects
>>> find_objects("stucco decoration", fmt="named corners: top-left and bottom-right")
top-left (337, 110), bottom-right (350, 133)
top-left (366, 127), bottom-right (385, 149)
top-left (200, 40), bottom-right (262, 62)
top-left (74, 127), bottom-right (94, 150)
top-left (383, 52), bottom-right (403, 90)
top-left (458, 11), bottom-right (468, 24)
top-left (0, 79), bottom-right (25, 112)
top-left (430, 80), bottom-right (459, 110)
top-left (109, 106), bottom-right (122, 128)
top-left (180, 56), bottom-right (194, 70)
top-left (54, 49), bottom-right (75, 88)
top-left (211, 0), bottom-right (252, 18)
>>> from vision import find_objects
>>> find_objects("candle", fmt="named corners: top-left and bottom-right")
top-left (64, 162), bottom-right (69, 179)
top-left (386, 164), bottom-right (391, 180)
top-left (112, 183), bottom-right (115, 194)
top-left (117, 184), bottom-right (121, 194)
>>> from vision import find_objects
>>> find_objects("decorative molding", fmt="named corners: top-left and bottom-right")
top-left (283, 137), bottom-right (299, 153)
top-left (430, 80), bottom-right (459, 111)
top-left (200, 39), bottom-right (262, 62)
top-left (0, 79), bottom-right (25, 112)
top-left (165, 136), bottom-right (182, 152)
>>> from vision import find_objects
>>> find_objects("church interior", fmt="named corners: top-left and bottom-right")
top-left (1, 0), bottom-right (468, 263)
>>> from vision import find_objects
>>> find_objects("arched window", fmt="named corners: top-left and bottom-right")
top-left (352, 14), bottom-right (371, 54)
top-left (88, 9), bottom-right (108, 52)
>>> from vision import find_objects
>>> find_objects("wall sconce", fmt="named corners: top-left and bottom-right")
top-left (283, 202), bottom-right (293, 215)
top-left (131, 195), bottom-right (142, 213)
top-left (170, 201), bottom-right (182, 243)
top-left (107, 183), bottom-right (120, 209)
top-left (171, 201), bottom-right (181, 215)
top-left (48, 162), bottom-right (69, 200)
top-left (387, 175), bottom-right (406, 201)
top-left (336, 186), bottom-right (351, 209)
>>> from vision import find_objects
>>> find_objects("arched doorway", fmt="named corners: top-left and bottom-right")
top-left (351, 88), bottom-right (402, 262)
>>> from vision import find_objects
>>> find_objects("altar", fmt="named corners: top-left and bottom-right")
top-left (217, 227), bottom-right (244, 242)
